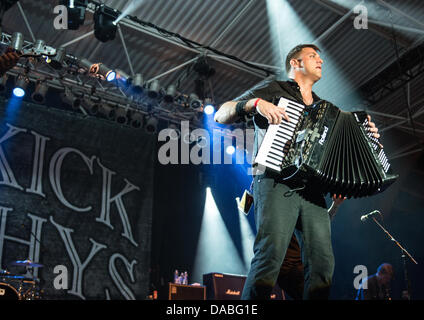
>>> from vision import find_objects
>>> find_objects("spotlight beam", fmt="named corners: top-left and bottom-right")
top-left (113, 0), bottom-right (146, 26)
top-left (193, 188), bottom-right (246, 284)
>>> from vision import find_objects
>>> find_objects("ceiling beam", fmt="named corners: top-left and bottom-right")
top-left (313, 0), bottom-right (362, 44)
top-left (84, 5), bottom-right (271, 80)
top-left (380, 104), bottom-right (424, 133)
top-left (16, 1), bottom-right (36, 42)
top-left (376, 0), bottom-right (424, 29)
top-left (117, 24), bottom-right (135, 77)
top-left (210, 0), bottom-right (255, 48)
top-left (312, 0), bottom-right (415, 47)
top-left (389, 148), bottom-right (423, 160)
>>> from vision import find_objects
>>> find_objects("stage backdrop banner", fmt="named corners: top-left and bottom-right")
top-left (0, 98), bottom-right (156, 300)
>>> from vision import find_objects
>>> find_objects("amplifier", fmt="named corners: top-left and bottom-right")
top-left (203, 273), bottom-right (284, 300)
top-left (168, 283), bottom-right (206, 300)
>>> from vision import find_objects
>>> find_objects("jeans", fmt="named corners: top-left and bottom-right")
top-left (241, 174), bottom-right (335, 300)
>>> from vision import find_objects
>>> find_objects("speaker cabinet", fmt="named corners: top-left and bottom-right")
top-left (168, 283), bottom-right (206, 300)
top-left (203, 273), bottom-right (284, 300)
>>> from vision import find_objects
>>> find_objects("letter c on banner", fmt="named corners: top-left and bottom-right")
top-left (49, 147), bottom-right (96, 212)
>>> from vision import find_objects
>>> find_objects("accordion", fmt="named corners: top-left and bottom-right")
top-left (253, 97), bottom-right (398, 198)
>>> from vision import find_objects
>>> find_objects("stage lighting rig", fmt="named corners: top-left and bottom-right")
top-left (130, 111), bottom-right (144, 129)
top-left (93, 4), bottom-right (119, 42)
top-left (13, 75), bottom-right (28, 98)
top-left (60, 0), bottom-right (88, 30)
top-left (10, 32), bottom-right (23, 51)
top-left (189, 93), bottom-right (202, 109)
top-left (163, 84), bottom-right (177, 103)
top-left (115, 107), bottom-right (128, 125)
top-left (145, 116), bottom-right (158, 134)
top-left (78, 58), bottom-right (116, 81)
top-left (131, 73), bottom-right (143, 94)
top-left (48, 47), bottom-right (66, 70)
top-left (115, 69), bottom-right (131, 82)
top-left (203, 98), bottom-right (215, 115)
top-left (147, 80), bottom-right (160, 99)
top-left (31, 81), bottom-right (49, 104)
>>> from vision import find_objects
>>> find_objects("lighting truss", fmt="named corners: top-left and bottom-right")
top-left (0, 32), bottom-right (223, 132)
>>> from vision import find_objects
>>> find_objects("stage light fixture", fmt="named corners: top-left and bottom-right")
top-left (98, 64), bottom-right (116, 82)
top-left (147, 80), bottom-right (160, 99)
top-left (130, 112), bottom-right (144, 129)
top-left (99, 104), bottom-right (116, 120)
top-left (189, 93), bottom-right (202, 109)
top-left (78, 58), bottom-right (95, 72)
top-left (31, 81), bottom-right (49, 104)
top-left (13, 76), bottom-right (28, 98)
top-left (71, 90), bottom-right (84, 110)
top-left (49, 47), bottom-right (66, 70)
top-left (203, 98), bottom-right (215, 115)
top-left (60, 0), bottom-right (88, 30)
top-left (93, 4), bottom-right (118, 42)
top-left (132, 73), bottom-right (143, 94)
top-left (115, 107), bottom-right (128, 125)
top-left (115, 69), bottom-right (130, 82)
top-left (78, 58), bottom-right (115, 81)
top-left (204, 104), bottom-right (215, 115)
top-left (226, 145), bottom-right (235, 155)
top-left (10, 32), bottom-right (23, 51)
top-left (145, 116), bottom-right (158, 134)
top-left (175, 94), bottom-right (189, 109)
top-left (86, 95), bottom-right (101, 115)
top-left (163, 84), bottom-right (177, 103)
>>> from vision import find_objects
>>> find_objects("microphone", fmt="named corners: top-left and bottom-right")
top-left (360, 210), bottom-right (380, 222)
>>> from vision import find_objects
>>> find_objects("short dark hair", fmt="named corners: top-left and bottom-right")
top-left (377, 263), bottom-right (394, 276)
top-left (285, 44), bottom-right (321, 74)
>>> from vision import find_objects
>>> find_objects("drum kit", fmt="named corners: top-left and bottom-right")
top-left (0, 260), bottom-right (43, 300)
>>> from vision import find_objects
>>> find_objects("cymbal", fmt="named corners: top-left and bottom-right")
top-left (10, 260), bottom-right (43, 268)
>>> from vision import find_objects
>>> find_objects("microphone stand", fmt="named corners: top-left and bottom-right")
top-left (371, 216), bottom-right (418, 300)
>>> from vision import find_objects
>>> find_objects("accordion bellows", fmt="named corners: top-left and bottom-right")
top-left (254, 97), bottom-right (398, 198)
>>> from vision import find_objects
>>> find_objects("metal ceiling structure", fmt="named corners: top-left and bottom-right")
top-left (1, 0), bottom-right (424, 159)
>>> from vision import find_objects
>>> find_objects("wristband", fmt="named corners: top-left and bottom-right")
top-left (235, 100), bottom-right (248, 117)
top-left (253, 98), bottom-right (261, 108)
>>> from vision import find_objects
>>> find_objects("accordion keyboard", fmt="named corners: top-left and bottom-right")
top-left (254, 97), bottom-right (305, 172)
